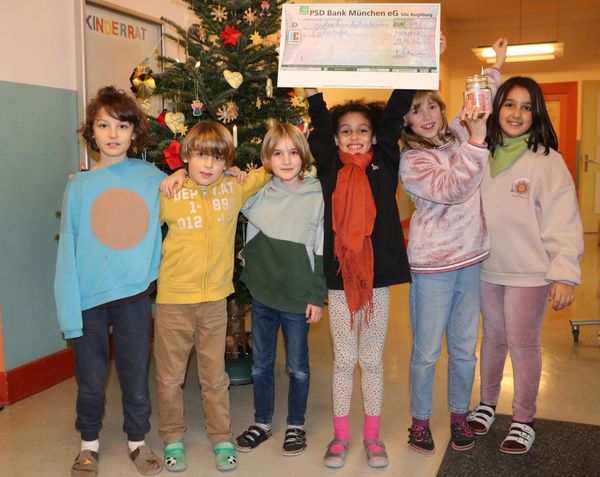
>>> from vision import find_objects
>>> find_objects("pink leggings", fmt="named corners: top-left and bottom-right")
top-left (479, 281), bottom-right (550, 423)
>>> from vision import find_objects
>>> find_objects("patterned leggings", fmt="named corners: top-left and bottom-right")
top-left (329, 287), bottom-right (390, 417)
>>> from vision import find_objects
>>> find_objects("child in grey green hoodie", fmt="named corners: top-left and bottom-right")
top-left (235, 123), bottom-right (326, 457)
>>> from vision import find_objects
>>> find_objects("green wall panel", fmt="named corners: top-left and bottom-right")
top-left (0, 81), bottom-right (79, 369)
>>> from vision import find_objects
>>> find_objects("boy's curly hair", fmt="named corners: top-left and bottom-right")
top-left (78, 86), bottom-right (154, 153)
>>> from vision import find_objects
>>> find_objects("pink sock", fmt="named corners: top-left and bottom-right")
top-left (451, 412), bottom-right (467, 425)
top-left (330, 415), bottom-right (350, 453)
top-left (364, 415), bottom-right (383, 452)
top-left (412, 417), bottom-right (429, 428)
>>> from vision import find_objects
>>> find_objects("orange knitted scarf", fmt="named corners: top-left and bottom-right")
top-left (332, 150), bottom-right (376, 328)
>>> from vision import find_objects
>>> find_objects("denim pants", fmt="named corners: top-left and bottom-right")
top-left (74, 296), bottom-right (153, 441)
top-left (409, 264), bottom-right (481, 419)
top-left (251, 299), bottom-right (310, 426)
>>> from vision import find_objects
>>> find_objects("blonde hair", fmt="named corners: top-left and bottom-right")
top-left (400, 90), bottom-right (455, 151)
top-left (180, 121), bottom-right (235, 167)
top-left (261, 123), bottom-right (312, 179)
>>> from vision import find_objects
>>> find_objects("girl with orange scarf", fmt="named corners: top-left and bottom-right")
top-left (304, 87), bottom-right (413, 469)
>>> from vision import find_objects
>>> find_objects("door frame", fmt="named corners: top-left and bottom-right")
top-left (540, 82), bottom-right (578, 183)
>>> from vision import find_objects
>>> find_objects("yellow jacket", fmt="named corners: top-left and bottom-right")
top-left (157, 168), bottom-right (269, 304)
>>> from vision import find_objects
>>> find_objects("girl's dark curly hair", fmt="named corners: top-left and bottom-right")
top-left (487, 76), bottom-right (558, 155)
top-left (78, 86), bottom-right (154, 153)
top-left (330, 99), bottom-right (384, 133)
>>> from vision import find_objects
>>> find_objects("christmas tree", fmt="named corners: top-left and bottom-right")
top-left (135, 0), bottom-right (306, 359)
top-left (145, 0), bottom-right (305, 165)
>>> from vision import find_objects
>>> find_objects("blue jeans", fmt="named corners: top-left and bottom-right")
top-left (251, 299), bottom-right (310, 426)
top-left (409, 264), bottom-right (480, 419)
top-left (74, 296), bottom-right (153, 441)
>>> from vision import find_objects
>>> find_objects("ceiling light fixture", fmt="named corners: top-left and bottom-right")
top-left (472, 42), bottom-right (564, 63)
top-left (472, 0), bottom-right (564, 63)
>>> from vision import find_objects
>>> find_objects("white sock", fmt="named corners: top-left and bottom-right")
top-left (255, 422), bottom-right (271, 432)
top-left (287, 425), bottom-right (304, 430)
top-left (81, 439), bottom-right (99, 452)
top-left (128, 440), bottom-right (145, 453)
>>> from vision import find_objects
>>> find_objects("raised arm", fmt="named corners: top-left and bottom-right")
top-left (377, 89), bottom-right (415, 172)
top-left (306, 88), bottom-right (338, 176)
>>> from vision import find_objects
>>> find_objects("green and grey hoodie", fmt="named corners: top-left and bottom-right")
top-left (240, 175), bottom-right (326, 313)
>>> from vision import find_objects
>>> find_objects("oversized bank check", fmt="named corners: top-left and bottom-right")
top-left (278, 3), bottom-right (440, 89)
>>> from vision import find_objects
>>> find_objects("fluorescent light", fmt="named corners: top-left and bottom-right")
top-left (472, 42), bottom-right (564, 63)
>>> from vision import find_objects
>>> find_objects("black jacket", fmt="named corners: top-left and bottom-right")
top-left (307, 90), bottom-right (414, 290)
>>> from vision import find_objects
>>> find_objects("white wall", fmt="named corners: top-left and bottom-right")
top-left (0, 0), bottom-right (77, 89)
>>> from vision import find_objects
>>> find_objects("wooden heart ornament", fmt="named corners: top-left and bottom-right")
top-left (223, 70), bottom-right (244, 89)
top-left (165, 112), bottom-right (185, 134)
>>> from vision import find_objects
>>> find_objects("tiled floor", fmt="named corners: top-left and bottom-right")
top-left (1, 235), bottom-right (599, 477)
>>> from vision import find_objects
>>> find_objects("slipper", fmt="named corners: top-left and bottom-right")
top-left (235, 425), bottom-right (272, 452)
top-left (71, 449), bottom-right (99, 477)
top-left (323, 438), bottom-right (349, 469)
top-left (130, 444), bottom-right (163, 475)
top-left (364, 438), bottom-right (388, 468)
top-left (467, 403), bottom-right (496, 435)
top-left (500, 422), bottom-right (535, 454)
top-left (164, 441), bottom-right (186, 472)
top-left (214, 440), bottom-right (238, 471)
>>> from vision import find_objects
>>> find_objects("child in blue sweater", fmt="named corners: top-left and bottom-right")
top-left (235, 123), bottom-right (326, 456)
top-left (55, 86), bottom-right (183, 477)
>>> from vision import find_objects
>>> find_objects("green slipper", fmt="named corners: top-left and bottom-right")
top-left (214, 440), bottom-right (238, 471)
top-left (164, 441), bottom-right (186, 472)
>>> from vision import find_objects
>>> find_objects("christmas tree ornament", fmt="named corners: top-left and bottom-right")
top-left (210, 5), bottom-right (228, 22)
top-left (250, 137), bottom-right (263, 145)
top-left (223, 70), bottom-right (244, 89)
top-left (188, 21), bottom-right (207, 41)
top-left (129, 63), bottom-right (156, 99)
top-left (216, 101), bottom-right (239, 123)
top-left (191, 99), bottom-right (204, 116)
top-left (266, 78), bottom-right (273, 98)
top-left (163, 139), bottom-right (183, 170)
top-left (263, 32), bottom-right (279, 46)
top-left (220, 24), bottom-right (242, 46)
top-left (255, 97), bottom-right (262, 109)
top-left (261, 1), bottom-right (270, 15)
top-left (290, 96), bottom-right (304, 108)
top-left (243, 8), bottom-right (257, 24)
top-left (249, 31), bottom-right (262, 46)
top-left (165, 112), bottom-right (186, 135)
top-left (177, 124), bottom-right (189, 136)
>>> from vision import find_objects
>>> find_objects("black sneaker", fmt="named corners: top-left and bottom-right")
top-left (282, 427), bottom-right (306, 456)
top-left (451, 421), bottom-right (475, 451)
top-left (408, 425), bottom-right (435, 455)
